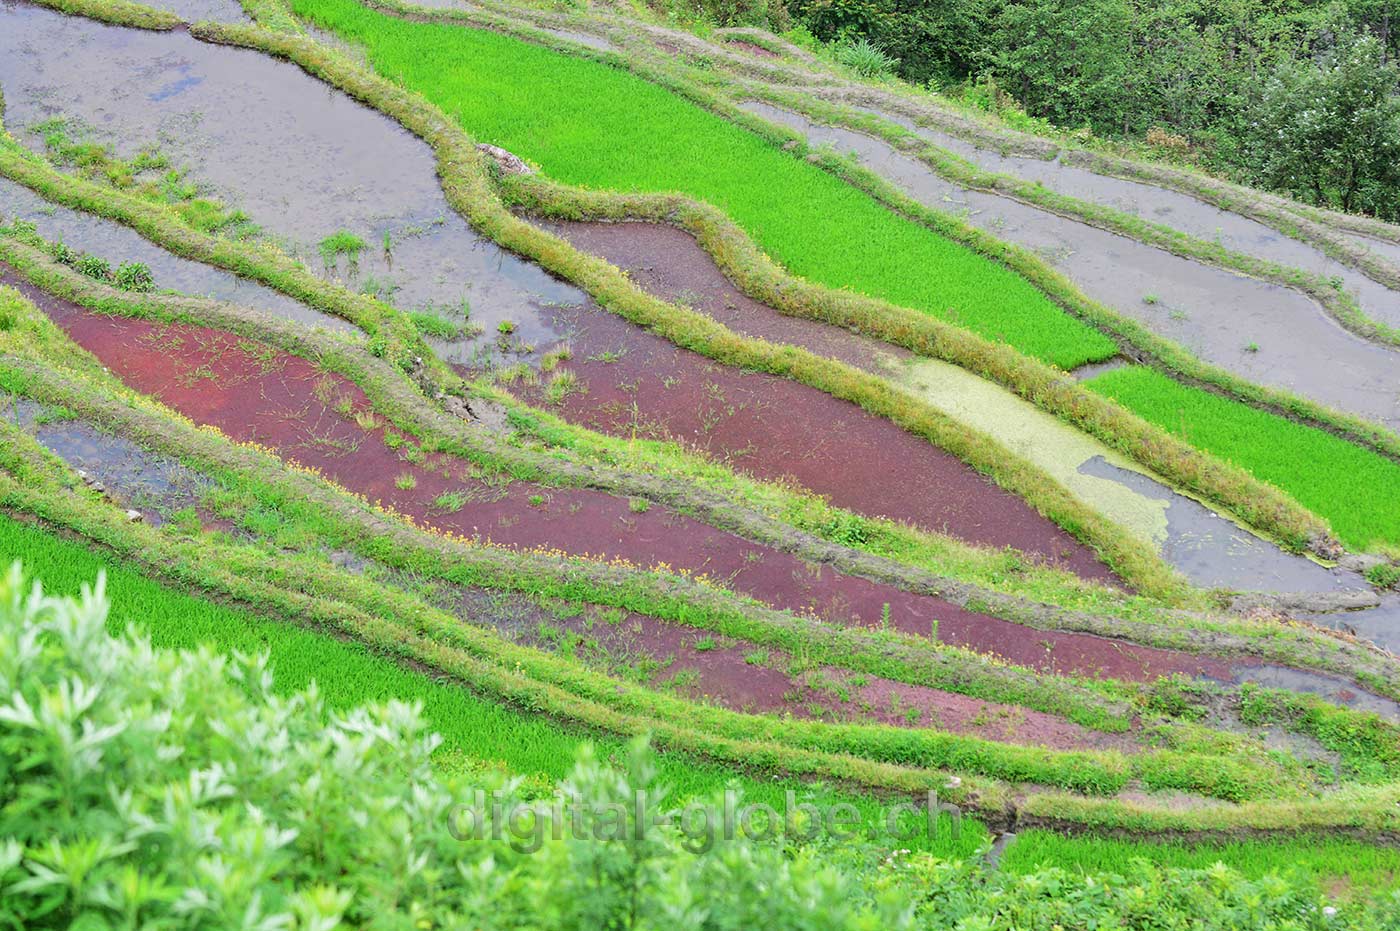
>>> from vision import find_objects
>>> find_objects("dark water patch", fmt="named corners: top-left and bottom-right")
top-left (1069, 358), bottom-right (1130, 381)
top-left (11, 267), bottom-right (1257, 685)
top-left (0, 2), bottom-right (583, 358)
top-left (0, 176), bottom-right (356, 333)
top-left (1294, 595), bottom-right (1400, 656)
top-left (4, 395), bottom-right (209, 527)
top-left (1077, 456), bottom-right (1355, 594)
top-left (743, 101), bottom-right (1400, 432)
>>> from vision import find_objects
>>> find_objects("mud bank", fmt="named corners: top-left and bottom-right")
top-left (0, 176), bottom-right (355, 333)
top-left (537, 218), bottom-right (1359, 597)
top-left (741, 101), bottom-right (1400, 433)
top-left (0, 2), bottom-right (583, 359)
top-left (10, 266), bottom-right (1264, 684)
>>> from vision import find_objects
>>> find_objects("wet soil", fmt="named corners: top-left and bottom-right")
top-left (0, 2), bottom-right (583, 359)
top-left (724, 39), bottom-right (779, 59)
top-left (0, 176), bottom-right (355, 333)
top-left (8, 264), bottom-right (1261, 685)
top-left (6, 395), bottom-right (211, 527)
top-left (534, 219), bottom-right (1363, 596)
top-left (743, 101), bottom-right (1400, 432)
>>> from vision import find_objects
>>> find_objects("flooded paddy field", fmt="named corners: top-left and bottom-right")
top-left (0, 0), bottom-right (582, 361)
top-left (742, 101), bottom-right (1400, 433)
top-left (536, 218), bottom-right (1367, 599)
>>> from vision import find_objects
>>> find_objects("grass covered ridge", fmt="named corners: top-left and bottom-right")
top-left (1087, 367), bottom-right (1400, 553)
top-left (287, 0), bottom-right (1116, 369)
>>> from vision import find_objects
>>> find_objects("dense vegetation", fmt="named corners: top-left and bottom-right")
top-left (729, 0), bottom-right (1400, 221)
top-left (6, 561), bottom-right (1399, 929)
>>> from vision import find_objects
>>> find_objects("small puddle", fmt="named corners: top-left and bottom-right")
top-left (0, 176), bottom-right (355, 333)
top-left (9, 264), bottom-right (1271, 686)
top-left (742, 101), bottom-right (1400, 432)
top-left (1227, 663), bottom-right (1400, 721)
top-left (534, 219), bottom-right (1355, 596)
top-left (4, 394), bottom-right (210, 527)
top-left (0, 2), bottom-right (584, 358)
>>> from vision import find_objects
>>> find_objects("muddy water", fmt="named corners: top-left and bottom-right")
top-left (507, 267), bottom-right (1114, 580)
top-left (150, 0), bottom-right (250, 24)
top-left (742, 102), bottom-right (1400, 432)
top-left (512, 604), bottom-right (1142, 750)
top-left (846, 106), bottom-right (1400, 333)
top-left (0, 2), bottom-right (583, 358)
top-left (14, 266), bottom-right (1278, 685)
top-left (6, 396), bottom-right (209, 526)
top-left (0, 176), bottom-right (356, 333)
top-left (1344, 231), bottom-right (1400, 271)
top-left (537, 219), bottom-right (1367, 597)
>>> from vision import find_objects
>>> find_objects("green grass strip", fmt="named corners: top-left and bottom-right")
top-left (287, 0), bottom-right (1116, 370)
top-left (0, 512), bottom-right (989, 855)
top-left (1000, 829), bottom-right (1400, 897)
top-left (1086, 367), bottom-right (1400, 552)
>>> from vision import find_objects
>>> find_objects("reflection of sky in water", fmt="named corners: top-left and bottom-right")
top-left (0, 2), bottom-right (584, 358)
top-left (743, 101), bottom-right (1400, 431)
top-left (0, 175), bottom-right (356, 332)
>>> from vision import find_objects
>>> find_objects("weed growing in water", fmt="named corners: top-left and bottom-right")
top-left (319, 229), bottom-right (368, 270)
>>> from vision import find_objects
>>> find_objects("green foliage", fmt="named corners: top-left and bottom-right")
top-left (317, 229), bottom-right (367, 268)
top-left (4, 560), bottom-right (1397, 926)
top-left (1365, 563), bottom-right (1400, 590)
top-left (1086, 366), bottom-right (1400, 550)
top-left (0, 563), bottom-right (894, 930)
top-left (1241, 32), bottom-right (1400, 219)
top-left (73, 252), bottom-right (110, 281)
top-left (113, 260), bottom-right (154, 293)
top-left (834, 36), bottom-right (899, 78)
top-left (290, 0), bottom-right (1117, 368)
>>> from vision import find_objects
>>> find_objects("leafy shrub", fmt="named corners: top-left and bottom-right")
top-left (834, 36), bottom-right (898, 78)
top-left (113, 261), bottom-right (155, 293)
top-left (3, 563), bottom-right (1396, 929)
top-left (73, 253), bottom-right (112, 281)
top-left (46, 238), bottom-right (78, 267)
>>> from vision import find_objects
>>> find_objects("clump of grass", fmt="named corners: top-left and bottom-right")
top-left (432, 490), bottom-right (469, 513)
top-left (318, 229), bottom-right (367, 269)
top-left (408, 310), bottom-right (465, 340)
top-left (833, 37), bottom-right (899, 79)
top-left (628, 497), bottom-right (650, 514)
top-left (497, 319), bottom-right (517, 336)
top-left (544, 369), bottom-right (581, 406)
top-left (1365, 563), bottom-right (1400, 590)
top-left (394, 471), bottom-right (418, 490)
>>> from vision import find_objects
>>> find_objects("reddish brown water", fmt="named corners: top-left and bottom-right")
top-left (515, 603), bottom-right (1141, 751)
top-left (517, 222), bottom-right (1116, 585)
top-left (7, 268), bottom-right (1242, 683)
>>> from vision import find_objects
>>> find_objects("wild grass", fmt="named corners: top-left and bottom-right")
top-left (287, 0), bottom-right (1116, 369)
top-left (1086, 367), bottom-right (1400, 550)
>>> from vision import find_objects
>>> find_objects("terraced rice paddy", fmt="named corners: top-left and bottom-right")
top-left (5, 0), bottom-right (1400, 918)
